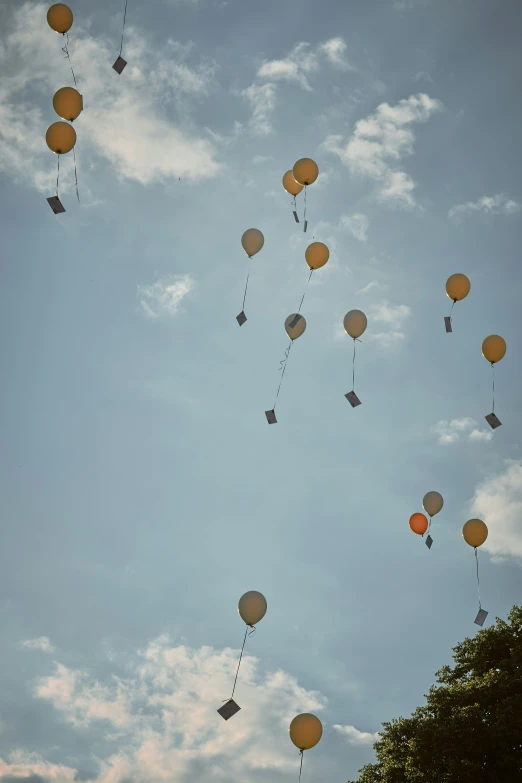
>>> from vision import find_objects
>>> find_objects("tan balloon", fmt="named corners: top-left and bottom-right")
top-left (482, 335), bottom-right (506, 364)
top-left (446, 273), bottom-right (470, 302)
top-left (285, 314), bottom-right (307, 340)
top-left (238, 591), bottom-right (267, 626)
top-left (343, 310), bottom-right (367, 339)
top-left (305, 241), bottom-right (329, 270)
top-left (423, 491), bottom-right (444, 518)
top-left (462, 519), bottom-right (488, 548)
top-left (241, 228), bottom-right (264, 258)
top-left (282, 170), bottom-right (303, 197)
top-left (292, 158), bottom-right (319, 186)
top-left (53, 87), bottom-right (83, 121)
top-left (45, 121), bottom-right (77, 154)
top-left (47, 3), bottom-right (73, 33)
top-left (289, 713), bottom-right (323, 751)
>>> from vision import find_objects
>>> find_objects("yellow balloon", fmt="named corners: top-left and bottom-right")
top-left (292, 158), bottom-right (319, 186)
top-left (282, 170), bottom-right (303, 197)
top-left (289, 713), bottom-right (323, 751)
top-left (482, 335), bottom-right (506, 364)
top-left (422, 491), bottom-right (444, 518)
top-left (238, 591), bottom-right (267, 626)
top-left (446, 273), bottom-right (470, 302)
top-left (47, 3), bottom-right (73, 33)
top-left (462, 519), bottom-right (488, 548)
top-left (45, 121), bottom-right (77, 154)
top-left (343, 310), bottom-right (367, 339)
top-left (305, 241), bottom-right (329, 270)
top-left (241, 228), bottom-right (264, 258)
top-left (53, 87), bottom-right (83, 122)
top-left (285, 314), bottom-right (306, 340)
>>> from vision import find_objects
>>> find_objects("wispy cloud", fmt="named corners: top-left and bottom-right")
top-left (369, 302), bottom-right (411, 348)
top-left (20, 636), bottom-right (56, 653)
top-left (333, 724), bottom-right (380, 745)
top-left (322, 93), bottom-right (442, 207)
top-left (470, 460), bottom-right (522, 565)
top-left (448, 194), bottom-right (521, 222)
top-left (357, 280), bottom-right (380, 294)
top-left (241, 82), bottom-right (277, 135)
top-left (137, 274), bottom-right (195, 318)
top-left (433, 417), bottom-right (493, 446)
top-left (339, 213), bottom-right (370, 242)
top-left (413, 71), bottom-right (433, 83)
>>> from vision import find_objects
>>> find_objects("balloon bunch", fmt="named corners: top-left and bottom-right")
top-left (282, 158), bottom-right (320, 232)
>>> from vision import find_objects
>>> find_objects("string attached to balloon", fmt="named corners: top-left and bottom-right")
top-left (112, 0), bottom-right (129, 73)
top-left (482, 334), bottom-right (506, 430)
top-left (61, 32), bottom-right (78, 88)
top-left (292, 158), bottom-right (319, 234)
top-left (265, 316), bottom-right (305, 424)
top-left (343, 310), bottom-right (367, 408)
top-left (462, 519), bottom-right (489, 626)
top-left (236, 229), bottom-right (264, 326)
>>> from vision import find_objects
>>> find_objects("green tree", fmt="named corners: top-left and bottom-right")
top-left (350, 605), bottom-right (522, 783)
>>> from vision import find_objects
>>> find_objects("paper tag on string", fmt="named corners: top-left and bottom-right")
top-left (265, 409), bottom-right (277, 424)
top-left (112, 56), bottom-right (127, 74)
top-left (293, 211), bottom-right (299, 223)
top-left (236, 311), bottom-right (247, 326)
top-left (217, 699), bottom-right (241, 720)
top-left (288, 314), bottom-right (302, 330)
top-left (444, 316), bottom-right (452, 333)
top-left (47, 196), bottom-right (65, 214)
top-left (485, 412), bottom-right (502, 429)
top-left (303, 220), bottom-right (308, 233)
top-left (425, 535), bottom-right (433, 549)
top-left (474, 608), bottom-right (488, 627)
top-left (345, 391), bottom-right (361, 408)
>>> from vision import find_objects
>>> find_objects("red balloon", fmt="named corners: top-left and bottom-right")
top-left (409, 512), bottom-right (428, 535)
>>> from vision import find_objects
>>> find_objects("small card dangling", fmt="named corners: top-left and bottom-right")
top-left (217, 699), bottom-right (241, 721)
top-left (112, 56), bottom-right (127, 74)
top-left (425, 535), bottom-right (433, 549)
top-left (303, 220), bottom-right (308, 233)
top-left (474, 608), bottom-right (488, 627)
top-left (47, 196), bottom-right (65, 214)
top-left (293, 211), bottom-right (299, 223)
top-left (485, 412), bottom-right (502, 429)
top-left (345, 391), bottom-right (361, 408)
top-left (288, 313), bottom-right (302, 330)
top-left (236, 311), bottom-right (247, 326)
top-left (265, 409), bottom-right (277, 424)
top-left (444, 316), bottom-right (452, 333)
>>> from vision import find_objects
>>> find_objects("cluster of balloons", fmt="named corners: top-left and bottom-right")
top-left (282, 157), bottom-right (320, 231)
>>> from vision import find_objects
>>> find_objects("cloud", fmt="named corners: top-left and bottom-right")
top-left (356, 280), bottom-right (380, 294)
top-left (470, 461), bottom-right (522, 564)
top-left (137, 274), bottom-right (195, 318)
top-left (322, 93), bottom-right (442, 206)
top-left (413, 71), bottom-right (433, 83)
top-left (0, 753), bottom-right (76, 783)
top-left (433, 417), bottom-right (493, 446)
top-left (19, 637), bottom-right (56, 654)
top-left (448, 194), bottom-right (521, 222)
top-left (333, 724), bottom-right (379, 745)
top-left (240, 82), bottom-right (277, 135)
top-left (369, 302), bottom-right (411, 348)
top-left (339, 213), bottom-right (369, 242)
top-left (317, 38), bottom-right (356, 71)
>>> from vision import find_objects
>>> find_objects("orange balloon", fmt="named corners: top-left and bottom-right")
top-left (409, 513), bottom-right (428, 535)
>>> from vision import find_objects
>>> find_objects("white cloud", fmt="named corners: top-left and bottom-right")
top-left (20, 636), bottom-right (56, 653)
top-left (413, 71), bottom-right (433, 83)
top-left (252, 155), bottom-right (272, 165)
top-left (339, 213), bottom-right (369, 242)
top-left (318, 38), bottom-right (356, 71)
top-left (322, 93), bottom-right (442, 206)
top-left (470, 461), bottom-right (522, 564)
top-left (356, 280), bottom-right (379, 294)
top-left (0, 752), bottom-right (77, 783)
top-left (433, 417), bottom-right (493, 446)
top-left (369, 302), bottom-right (411, 348)
top-left (241, 82), bottom-right (277, 135)
top-left (137, 274), bottom-right (195, 318)
top-left (333, 724), bottom-right (379, 745)
top-left (448, 194), bottom-right (521, 222)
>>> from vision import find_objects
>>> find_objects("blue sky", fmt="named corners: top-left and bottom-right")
top-left (1, 0), bottom-right (521, 781)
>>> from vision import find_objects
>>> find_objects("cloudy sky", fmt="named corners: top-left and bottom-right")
top-left (1, 0), bottom-right (521, 781)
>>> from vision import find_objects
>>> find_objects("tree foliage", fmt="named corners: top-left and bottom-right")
top-left (350, 605), bottom-right (522, 782)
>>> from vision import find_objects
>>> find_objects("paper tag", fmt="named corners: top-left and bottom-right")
top-left (425, 535), bottom-right (433, 549)
top-left (444, 316), bottom-right (452, 333)
top-left (80, 94), bottom-right (84, 110)
top-left (236, 311), bottom-right (247, 326)
top-left (485, 412), bottom-right (502, 429)
top-left (112, 56), bottom-right (127, 74)
top-left (265, 409), bottom-right (277, 424)
top-left (303, 220), bottom-right (308, 233)
top-left (345, 391), bottom-right (361, 408)
top-left (293, 211), bottom-right (299, 223)
top-left (217, 699), bottom-right (241, 720)
top-left (288, 313), bottom-right (302, 330)
top-left (474, 608), bottom-right (488, 627)
top-left (47, 196), bottom-right (65, 214)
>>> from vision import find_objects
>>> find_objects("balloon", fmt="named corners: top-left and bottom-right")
top-left (446, 273), bottom-right (470, 302)
top-left (422, 491), bottom-right (444, 518)
top-left (305, 241), bottom-right (329, 270)
top-left (292, 158), bottom-right (319, 186)
top-left (343, 310), bottom-right (367, 339)
top-left (409, 513), bottom-right (428, 535)
top-left (463, 519), bottom-right (488, 548)
top-left (482, 335), bottom-right (506, 364)
top-left (241, 228), bottom-right (264, 258)
top-left (282, 170), bottom-right (303, 197)
top-left (238, 591), bottom-right (267, 626)
top-left (53, 87), bottom-right (82, 121)
top-left (289, 713), bottom-right (323, 751)
top-left (47, 3), bottom-right (73, 33)
top-left (285, 314), bottom-right (307, 340)
top-left (45, 121), bottom-right (77, 154)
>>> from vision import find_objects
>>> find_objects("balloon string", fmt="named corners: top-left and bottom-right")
top-left (225, 624), bottom-right (255, 702)
top-left (448, 299), bottom-right (456, 322)
top-left (427, 515), bottom-right (432, 535)
top-left (297, 269), bottom-right (313, 316)
top-left (274, 339), bottom-right (293, 410)
top-left (298, 750), bottom-right (304, 783)
top-left (61, 32), bottom-right (78, 89)
top-left (303, 185), bottom-right (307, 231)
top-left (475, 547), bottom-right (482, 610)
top-left (73, 146), bottom-right (80, 203)
top-left (491, 363), bottom-right (495, 414)
top-left (241, 260), bottom-right (252, 312)
top-left (56, 155), bottom-right (60, 197)
top-left (351, 337), bottom-right (362, 390)
top-left (119, 0), bottom-right (129, 57)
